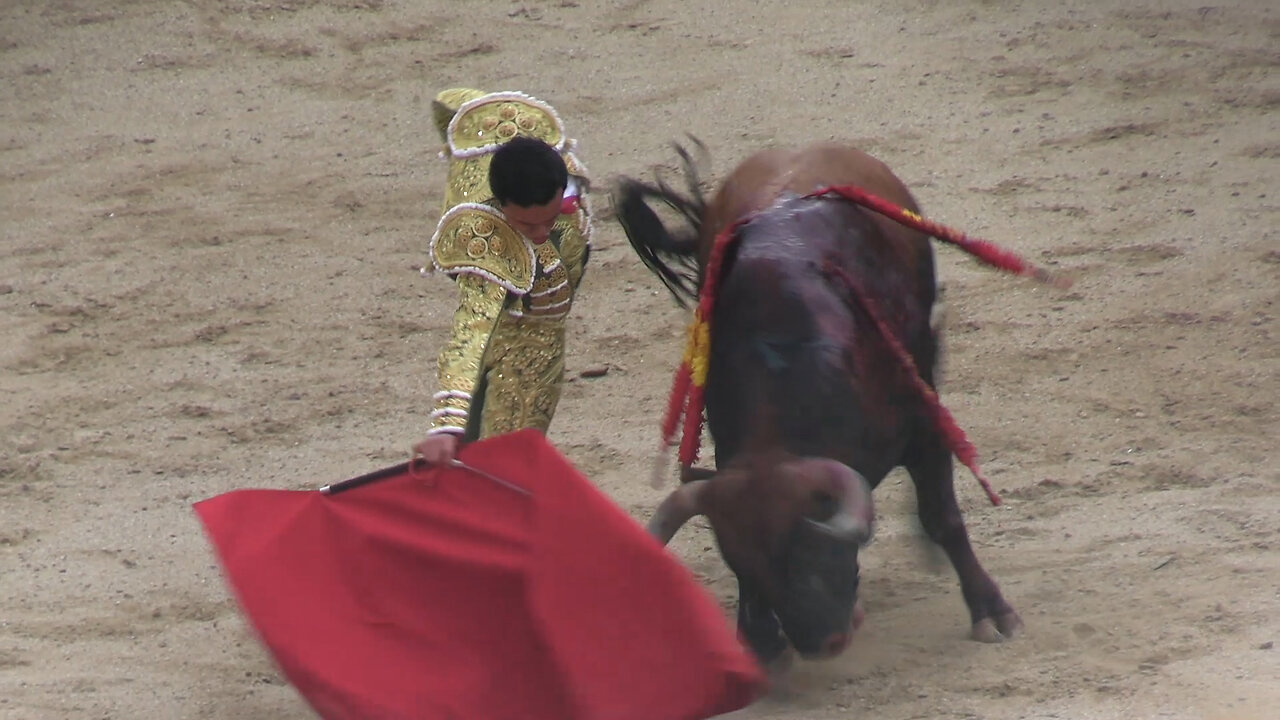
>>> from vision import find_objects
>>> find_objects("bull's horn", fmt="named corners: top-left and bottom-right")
top-left (807, 465), bottom-right (874, 544)
top-left (647, 479), bottom-right (710, 545)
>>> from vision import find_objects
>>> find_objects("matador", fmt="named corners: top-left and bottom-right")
top-left (420, 88), bottom-right (593, 449)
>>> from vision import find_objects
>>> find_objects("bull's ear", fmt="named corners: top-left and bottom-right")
top-left (805, 487), bottom-right (842, 523)
top-left (779, 458), bottom-right (837, 515)
top-left (787, 459), bottom-right (875, 545)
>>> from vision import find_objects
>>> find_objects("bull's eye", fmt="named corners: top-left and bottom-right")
top-left (809, 490), bottom-right (839, 522)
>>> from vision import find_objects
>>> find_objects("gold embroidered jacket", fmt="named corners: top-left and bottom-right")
top-left (424, 89), bottom-right (592, 440)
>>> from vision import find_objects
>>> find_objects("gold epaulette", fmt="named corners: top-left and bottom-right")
top-left (429, 204), bottom-right (535, 294)
top-left (432, 88), bottom-right (487, 143)
top-left (445, 91), bottom-right (566, 158)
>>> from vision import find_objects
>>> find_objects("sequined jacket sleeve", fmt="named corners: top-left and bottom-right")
top-left (428, 275), bottom-right (508, 435)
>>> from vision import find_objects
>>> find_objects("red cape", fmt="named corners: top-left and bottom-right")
top-left (194, 429), bottom-right (764, 719)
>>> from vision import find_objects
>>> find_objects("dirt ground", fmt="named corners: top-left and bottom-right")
top-left (2, 0), bottom-right (1277, 718)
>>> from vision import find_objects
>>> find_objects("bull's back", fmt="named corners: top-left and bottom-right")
top-left (703, 144), bottom-right (921, 247)
top-left (702, 145), bottom-right (940, 470)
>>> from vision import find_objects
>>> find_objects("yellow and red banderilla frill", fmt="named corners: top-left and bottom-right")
top-left (659, 311), bottom-right (711, 469)
top-left (657, 217), bottom-right (746, 474)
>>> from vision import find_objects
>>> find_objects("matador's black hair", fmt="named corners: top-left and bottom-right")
top-left (489, 136), bottom-right (568, 208)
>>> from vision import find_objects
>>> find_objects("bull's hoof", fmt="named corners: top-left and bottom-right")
top-left (970, 610), bottom-right (1023, 643)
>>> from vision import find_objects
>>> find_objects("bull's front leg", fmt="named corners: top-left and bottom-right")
top-left (736, 578), bottom-right (792, 668)
top-left (904, 435), bottom-right (1023, 642)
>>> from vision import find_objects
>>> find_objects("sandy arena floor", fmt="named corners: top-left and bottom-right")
top-left (2, 1), bottom-right (1277, 718)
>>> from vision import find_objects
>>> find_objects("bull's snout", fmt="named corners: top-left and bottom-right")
top-left (820, 631), bottom-right (850, 657)
top-left (796, 602), bottom-right (864, 660)
top-left (796, 630), bottom-right (850, 660)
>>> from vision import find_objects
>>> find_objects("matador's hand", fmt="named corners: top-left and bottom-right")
top-left (412, 433), bottom-right (460, 465)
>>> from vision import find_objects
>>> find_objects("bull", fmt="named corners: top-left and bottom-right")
top-left (614, 141), bottom-right (1025, 666)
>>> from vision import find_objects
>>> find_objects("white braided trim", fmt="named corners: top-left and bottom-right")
top-left (565, 148), bottom-right (592, 182)
top-left (427, 425), bottom-right (465, 436)
top-left (447, 91), bottom-right (568, 159)
top-left (529, 297), bottom-right (571, 313)
top-left (566, 154), bottom-right (594, 244)
top-left (569, 169), bottom-right (595, 247)
top-left (507, 307), bottom-right (570, 321)
top-left (432, 390), bottom-right (472, 402)
top-left (531, 281), bottom-right (569, 298)
top-left (581, 211), bottom-right (594, 247)
top-left (427, 203), bottom-right (537, 295)
top-left (451, 266), bottom-right (529, 294)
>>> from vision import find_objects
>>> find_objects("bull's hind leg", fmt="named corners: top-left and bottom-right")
top-left (904, 435), bottom-right (1023, 642)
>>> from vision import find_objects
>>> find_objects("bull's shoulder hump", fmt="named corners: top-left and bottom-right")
top-left (782, 145), bottom-right (918, 211)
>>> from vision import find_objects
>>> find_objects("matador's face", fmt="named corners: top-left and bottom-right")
top-left (502, 190), bottom-right (564, 244)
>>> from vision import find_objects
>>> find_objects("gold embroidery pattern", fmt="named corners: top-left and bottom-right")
top-left (555, 214), bottom-right (590, 290)
top-left (525, 255), bottom-right (571, 317)
top-left (444, 153), bottom-right (494, 208)
top-left (533, 241), bottom-right (561, 270)
top-left (451, 97), bottom-right (564, 153)
top-left (530, 266), bottom-right (569, 296)
top-left (430, 276), bottom-right (507, 433)
top-left (431, 206), bottom-right (534, 292)
top-left (478, 318), bottom-right (566, 436)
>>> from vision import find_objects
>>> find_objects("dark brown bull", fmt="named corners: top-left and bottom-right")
top-left (614, 142), bottom-right (1023, 665)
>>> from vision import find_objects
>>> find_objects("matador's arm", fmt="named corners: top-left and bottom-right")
top-left (426, 203), bottom-right (535, 436)
top-left (427, 275), bottom-right (507, 436)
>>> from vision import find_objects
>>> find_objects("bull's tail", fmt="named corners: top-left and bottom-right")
top-left (612, 139), bottom-right (710, 308)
